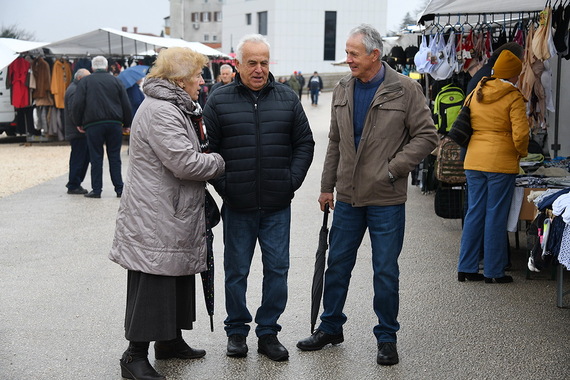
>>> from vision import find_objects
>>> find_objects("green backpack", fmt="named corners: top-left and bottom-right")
top-left (433, 83), bottom-right (465, 135)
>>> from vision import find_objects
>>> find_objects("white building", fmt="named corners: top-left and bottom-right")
top-left (169, 0), bottom-right (389, 77)
top-left (223, 0), bottom-right (388, 76)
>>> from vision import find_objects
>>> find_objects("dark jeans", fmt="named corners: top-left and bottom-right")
top-left (319, 201), bottom-right (405, 343)
top-left (85, 123), bottom-right (124, 195)
top-left (222, 205), bottom-right (291, 337)
top-left (66, 137), bottom-right (90, 190)
top-left (310, 89), bottom-right (320, 104)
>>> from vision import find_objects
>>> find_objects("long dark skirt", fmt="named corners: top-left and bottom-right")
top-left (124, 270), bottom-right (196, 342)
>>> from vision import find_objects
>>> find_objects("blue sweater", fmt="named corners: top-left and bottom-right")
top-left (353, 66), bottom-right (385, 150)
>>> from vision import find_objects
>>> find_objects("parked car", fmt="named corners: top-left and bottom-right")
top-left (0, 65), bottom-right (17, 136)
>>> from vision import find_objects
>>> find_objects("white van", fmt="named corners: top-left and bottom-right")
top-left (0, 65), bottom-right (17, 136)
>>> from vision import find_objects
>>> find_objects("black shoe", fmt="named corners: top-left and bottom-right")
top-left (377, 342), bottom-right (399, 366)
top-left (116, 191), bottom-right (122, 198)
top-left (154, 338), bottom-right (206, 360)
top-left (297, 329), bottom-right (344, 351)
top-left (84, 191), bottom-right (101, 198)
top-left (257, 334), bottom-right (289, 361)
top-left (485, 275), bottom-right (513, 283)
top-left (458, 272), bottom-right (484, 282)
top-left (227, 334), bottom-right (248, 358)
top-left (67, 186), bottom-right (88, 195)
top-left (120, 351), bottom-right (165, 380)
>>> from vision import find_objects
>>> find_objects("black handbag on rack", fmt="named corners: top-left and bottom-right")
top-left (447, 92), bottom-right (474, 148)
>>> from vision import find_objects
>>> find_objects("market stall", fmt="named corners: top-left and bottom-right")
top-left (417, 0), bottom-right (570, 307)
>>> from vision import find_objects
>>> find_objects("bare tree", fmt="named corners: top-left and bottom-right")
top-left (1, 24), bottom-right (36, 40)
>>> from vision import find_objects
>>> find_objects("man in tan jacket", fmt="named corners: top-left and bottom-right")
top-left (297, 24), bottom-right (438, 365)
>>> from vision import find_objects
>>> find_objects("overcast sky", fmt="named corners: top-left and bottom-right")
top-left (1, 0), bottom-right (426, 46)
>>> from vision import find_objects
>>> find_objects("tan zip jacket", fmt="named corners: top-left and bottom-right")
top-left (321, 63), bottom-right (438, 206)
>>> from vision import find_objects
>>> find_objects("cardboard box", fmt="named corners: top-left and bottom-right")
top-left (518, 188), bottom-right (547, 221)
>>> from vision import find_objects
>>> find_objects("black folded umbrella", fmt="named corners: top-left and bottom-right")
top-left (310, 203), bottom-right (330, 333)
top-left (200, 222), bottom-right (215, 332)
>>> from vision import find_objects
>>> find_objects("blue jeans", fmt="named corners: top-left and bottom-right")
top-left (66, 137), bottom-right (90, 190)
top-left (458, 170), bottom-right (516, 278)
top-left (85, 123), bottom-right (124, 194)
top-left (319, 201), bottom-right (405, 343)
top-left (222, 205), bottom-right (291, 337)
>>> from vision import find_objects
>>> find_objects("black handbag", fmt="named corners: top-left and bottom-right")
top-left (447, 93), bottom-right (474, 148)
top-left (205, 189), bottom-right (220, 227)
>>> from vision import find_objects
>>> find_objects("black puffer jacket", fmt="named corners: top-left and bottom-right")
top-left (72, 70), bottom-right (132, 129)
top-left (203, 72), bottom-right (314, 212)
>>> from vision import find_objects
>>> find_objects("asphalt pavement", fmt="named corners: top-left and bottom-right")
top-left (1, 91), bottom-right (569, 380)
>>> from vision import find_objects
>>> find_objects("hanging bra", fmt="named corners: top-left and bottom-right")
top-left (431, 32), bottom-right (457, 80)
top-left (414, 34), bottom-right (432, 73)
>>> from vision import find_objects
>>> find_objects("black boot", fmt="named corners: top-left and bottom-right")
top-left (120, 341), bottom-right (165, 380)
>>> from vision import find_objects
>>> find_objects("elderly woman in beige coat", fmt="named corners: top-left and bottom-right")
top-left (108, 47), bottom-right (225, 380)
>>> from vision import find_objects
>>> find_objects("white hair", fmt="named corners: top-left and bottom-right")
top-left (236, 34), bottom-right (270, 62)
top-left (91, 56), bottom-right (108, 70)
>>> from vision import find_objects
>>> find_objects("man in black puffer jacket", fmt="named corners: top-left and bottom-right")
top-left (204, 34), bottom-right (314, 363)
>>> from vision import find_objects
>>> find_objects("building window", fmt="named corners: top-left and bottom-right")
top-left (201, 12), bottom-right (211, 22)
top-left (323, 11), bottom-right (337, 61)
top-left (246, 13), bottom-right (251, 25)
top-left (191, 12), bottom-right (200, 22)
top-left (204, 34), bottom-right (210, 42)
top-left (213, 35), bottom-right (217, 42)
top-left (215, 11), bottom-right (222, 22)
top-left (258, 11), bottom-right (268, 35)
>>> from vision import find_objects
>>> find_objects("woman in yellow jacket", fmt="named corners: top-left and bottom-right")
top-left (458, 50), bottom-right (529, 284)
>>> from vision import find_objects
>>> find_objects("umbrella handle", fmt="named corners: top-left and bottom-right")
top-left (323, 203), bottom-right (330, 227)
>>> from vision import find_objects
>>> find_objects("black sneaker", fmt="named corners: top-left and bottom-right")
top-left (84, 191), bottom-right (101, 198)
top-left (258, 334), bottom-right (289, 361)
top-left (227, 334), bottom-right (248, 357)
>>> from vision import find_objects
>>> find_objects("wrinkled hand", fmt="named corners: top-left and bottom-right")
top-left (318, 192), bottom-right (334, 211)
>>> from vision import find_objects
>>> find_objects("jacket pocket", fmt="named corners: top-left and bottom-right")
top-left (173, 185), bottom-right (191, 220)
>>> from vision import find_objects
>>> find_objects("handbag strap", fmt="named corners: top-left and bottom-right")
top-left (464, 90), bottom-right (475, 107)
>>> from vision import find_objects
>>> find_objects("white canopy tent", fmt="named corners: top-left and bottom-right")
top-left (0, 38), bottom-right (50, 69)
top-left (418, 0), bottom-right (570, 157)
top-left (44, 28), bottom-right (229, 58)
top-left (419, 0), bottom-right (544, 23)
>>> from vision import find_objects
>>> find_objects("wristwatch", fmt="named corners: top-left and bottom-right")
top-left (388, 171), bottom-right (396, 183)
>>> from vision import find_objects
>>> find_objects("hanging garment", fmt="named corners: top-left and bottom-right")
top-left (32, 57), bottom-right (54, 107)
top-left (50, 59), bottom-right (72, 109)
top-left (462, 30), bottom-right (475, 71)
top-left (519, 23), bottom-right (536, 102)
top-left (414, 34), bottom-right (432, 74)
top-left (431, 32), bottom-right (457, 80)
top-left (558, 223), bottom-right (570, 270)
top-left (7, 57), bottom-right (31, 108)
top-left (532, 7), bottom-right (555, 60)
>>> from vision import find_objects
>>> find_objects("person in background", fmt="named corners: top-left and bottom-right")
top-left (64, 68), bottom-right (91, 195)
top-left (109, 47), bottom-right (225, 380)
top-left (126, 78), bottom-right (145, 118)
top-left (296, 24), bottom-right (438, 366)
top-left (210, 64), bottom-right (234, 94)
top-left (457, 50), bottom-right (529, 284)
top-left (308, 71), bottom-right (323, 106)
top-left (72, 56), bottom-right (132, 198)
top-left (288, 71), bottom-right (300, 98)
top-left (203, 33), bottom-right (314, 362)
top-left (296, 71), bottom-right (305, 99)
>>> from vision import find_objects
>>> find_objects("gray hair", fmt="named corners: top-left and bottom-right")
top-left (91, 56), bottom-right (108, 70)
top-left (348, 24), bottom-right (383, 56)
top-left (236, 34), bottom-right (270, 62)
top-left (74, 68), bottom-right (90, 80)
top-left (219, 63), bottom-right (233, 73)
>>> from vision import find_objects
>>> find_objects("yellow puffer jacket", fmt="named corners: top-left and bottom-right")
top-left (464, 78), bottom-right (529, 174)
